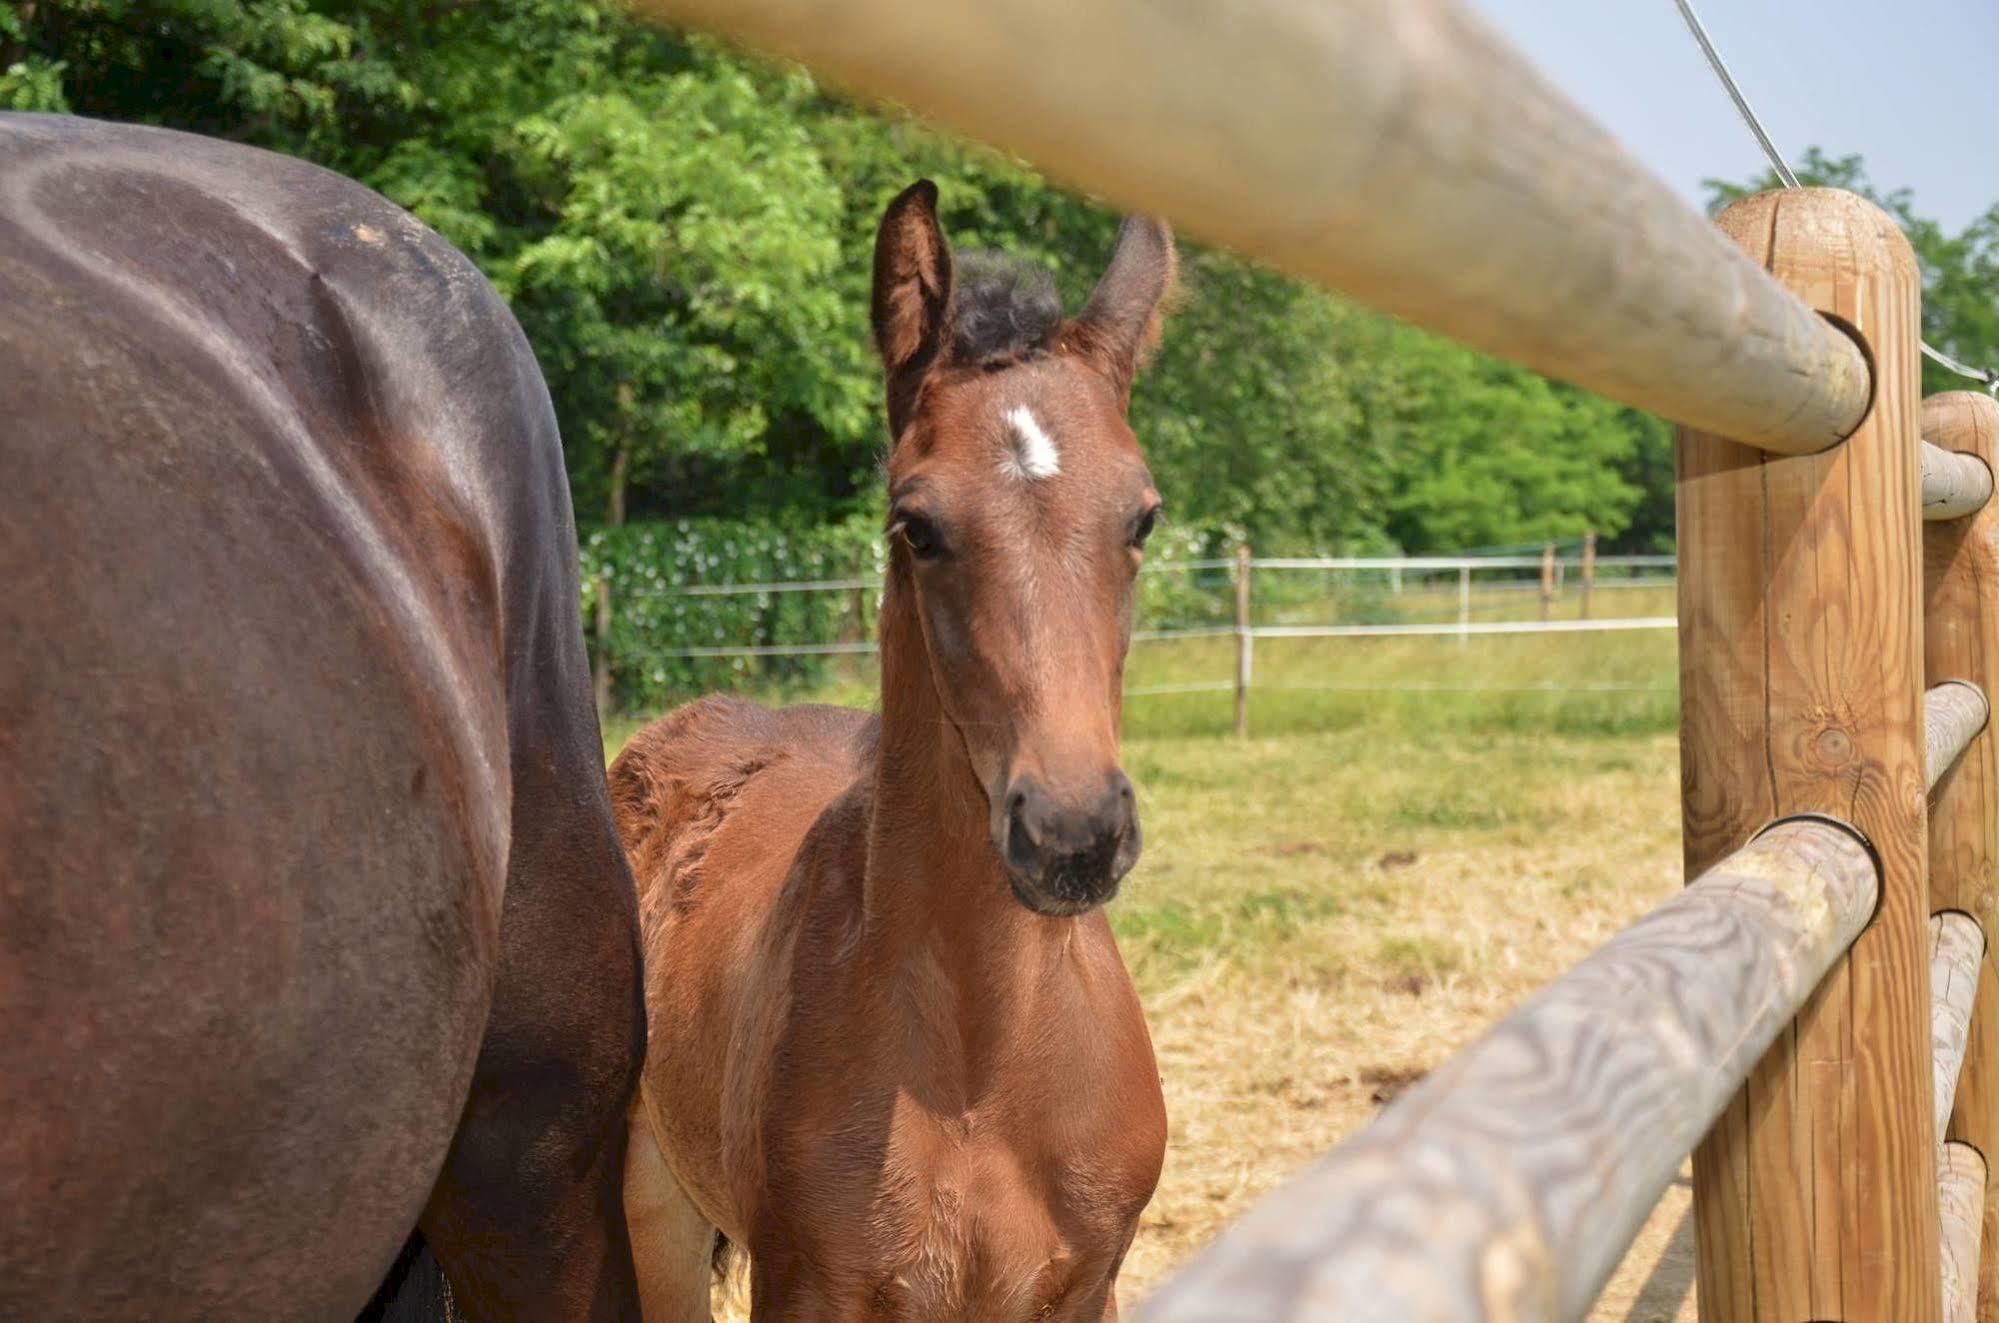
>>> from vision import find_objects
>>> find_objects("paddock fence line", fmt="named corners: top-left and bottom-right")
top-left (588, 544), bottom-right (1680, 732)
top-left (633, 0), bottom-right (1999, 1318)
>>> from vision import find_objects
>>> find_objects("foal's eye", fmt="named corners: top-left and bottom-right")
top-left (1129, 507), bottom-right (1160, 550)
top-left (897, 514), bottom-right (944, 561)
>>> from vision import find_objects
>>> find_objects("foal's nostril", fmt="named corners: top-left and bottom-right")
top-left (1003, 785), bottom-right (1041, 874)
top-left (1109, 770), bottom-right (1136, 812)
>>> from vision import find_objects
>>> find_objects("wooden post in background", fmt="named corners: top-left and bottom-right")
top-left (1580, 529), bottom-right (1597, 620)
top-left (592, 568), bottom-right (614, 724)
top-left (1679, 189), bottom-right (1934, 1322)
top-left (1457, 563), bottom-right (1471, 646)
top-left (845, 582), bottom-right (869, 646)
top-left (1233, 543), bottom-right (1252, 739)
top-left (1927, 390), bottom-right (1999, 1322)
top-left (1539, 541), bottom-right (1555, 621)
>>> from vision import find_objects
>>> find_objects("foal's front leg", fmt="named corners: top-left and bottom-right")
top-left (624, 1103), bottom-right (718, 1323)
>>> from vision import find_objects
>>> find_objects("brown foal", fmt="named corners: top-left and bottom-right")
top-left (609, 182), bottom-right (1174, 1321)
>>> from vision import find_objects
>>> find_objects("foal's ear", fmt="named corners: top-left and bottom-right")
top-left (1070, 216), bottom-right (1176, 406)
top-left (871, 179), bottom-right (953, 440)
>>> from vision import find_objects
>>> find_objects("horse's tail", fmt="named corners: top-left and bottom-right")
top-left (354, 1229), bottom-right (461, 1323)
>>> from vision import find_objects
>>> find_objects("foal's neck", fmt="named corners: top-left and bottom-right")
top-left (862, 582), bottom-right (1072, 979)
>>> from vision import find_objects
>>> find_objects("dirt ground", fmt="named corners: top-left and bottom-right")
top-left (1104, 727), bottom-right (1698, 1318)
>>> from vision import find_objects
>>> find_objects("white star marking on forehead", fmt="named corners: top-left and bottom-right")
top-left (1001, 405), bottom-right (1061, 481)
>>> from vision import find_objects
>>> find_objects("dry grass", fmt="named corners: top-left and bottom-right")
top-left (1106, 727), bottom-right (1694, 1318)
top-left (605, 656), bottom-right (1702, 1319)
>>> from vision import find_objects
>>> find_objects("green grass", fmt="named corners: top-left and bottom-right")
top-left (1095, 718), bottom-right (1686, 1304)
top-left (1122, 609), bottom-right (1677, 740)
top-left (604, 596), bottom-right (1679, 756)
top-left (600, 602), bottom-right (1685, 1001)
top-left (606, 631), bottom-right (1691, 1310)
top-left (1101, 725), bottom-right (1680, 996)
top-left (601, 618), bottom-right (1684, 997)
top-left (604, 701), bottom-right (1680, 1001)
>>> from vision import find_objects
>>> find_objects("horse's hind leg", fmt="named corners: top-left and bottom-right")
top-left (624, 1104), bottom-right (718, 1322)
top-left (420, 780), bottom-right (647, 1322)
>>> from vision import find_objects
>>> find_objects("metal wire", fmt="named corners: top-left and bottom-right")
top-left (1671, 0), bottom-right (1999, 395)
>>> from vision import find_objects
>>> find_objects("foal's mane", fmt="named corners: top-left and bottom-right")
top-left (948, 252), bottom-right (1062, 369)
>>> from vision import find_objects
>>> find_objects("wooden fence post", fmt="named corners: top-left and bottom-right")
top-left (1233, 543), bottom-right (1252, 738)
top-left (592, 568), bottom-right (614, 724)
top-left (1926, 390), bottom-right (1999, 1323)
top-left (843, 581), bottom-right (870, 652)
top-left (1457, 562), bottom-right (1471, 646)
top-left (1680, 189), bottom-right (1934, 1322)
top-left (1581, 529), bottom-right (1597, 620)
top-left (1539, 541), bottom-right (1555, 621)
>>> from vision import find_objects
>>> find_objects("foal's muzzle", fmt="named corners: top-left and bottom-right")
top-left (996, 771), bottom-right (1142, 915)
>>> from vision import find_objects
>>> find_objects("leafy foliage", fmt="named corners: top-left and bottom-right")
top-left (1706, 148), bottom-right (1999, 399)
top-left (580, 515), bottom-right (881, 709)
top-left (6, 0), bottom-right (1684, 557)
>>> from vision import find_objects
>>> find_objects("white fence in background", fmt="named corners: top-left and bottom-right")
top-left (595, 547), bottom-right (1679, 731)
top-left (616, 552), bottom-right (1677, 656)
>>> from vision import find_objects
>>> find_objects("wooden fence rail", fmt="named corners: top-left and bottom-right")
top-left (629, 0), bottom-right (1999, 1318)
top-left (1945, 1142), bottom-right (1991, 1323)
top-left (1137, 818), bottom-right (1878, 1322)
top-left (1932, 683), bottom-right (1993, 791)
top-left (635, 0), bottom-right (1870, 456)
top-left (1927, 444), bottom-right (1997, 522)
top-left (1937, 913), bottom-right (1986, 1138)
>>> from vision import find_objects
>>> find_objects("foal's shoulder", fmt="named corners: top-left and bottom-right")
top-left (606, 697), bottom-right (874, 841)
top-left (774, 703), bottom-right (881, 769)
top-left (611, 696), bottom-right (873, 773)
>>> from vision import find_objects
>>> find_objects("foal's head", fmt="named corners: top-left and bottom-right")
top-left (870, 181), bottom-right (1174, 918)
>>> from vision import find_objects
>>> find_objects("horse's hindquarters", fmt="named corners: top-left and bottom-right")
top-left (0, 325), bottom-right (509, 1317)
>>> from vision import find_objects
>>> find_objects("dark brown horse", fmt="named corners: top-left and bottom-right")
top-left (0, 114), bottom-right (643, 1320)
top-left (609, 183), bottom-right (1173, 1320)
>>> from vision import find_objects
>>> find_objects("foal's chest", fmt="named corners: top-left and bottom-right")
top-left (770, 1105), bottom-right (1151, 1321)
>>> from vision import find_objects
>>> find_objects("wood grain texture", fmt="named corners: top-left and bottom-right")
top-left (1926, 442), bottom-right (1995, 522)
top-left (1678, 188), bottom-right (1936, 1323)
top-left (634, 0), bottom-right (1871, 456)
top-left (1931, 683), bottom-right (1993, 792)
top-left (1927, 393), bottom-right (1999, 931)
top-left (1928, 391), bottom-right (1999, 1323)
top-left (1937, 913), bottom-right (1988, 1138)
top-left (1945, 1141), bottom-right (1989, 1323)
top-left (1952, 959), bottom-right (1999, 1323)
top-left (1134, 819), bottom-right (1877, 1323)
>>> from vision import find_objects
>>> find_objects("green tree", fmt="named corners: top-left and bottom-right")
top-left (1708, 148), bottom-right (1999, 399)
top-left (5, 0), bottom-right (1682, 553)
top-left (1132, 252), bottom-right (1388, 551)
top-left (1358, 323), bottom-right (1652, 552)
top-left (502, 60), bottom-right (858, 524)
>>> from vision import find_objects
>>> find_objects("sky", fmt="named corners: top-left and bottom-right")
top-left (1465, 0), bottom-right (1999, 232)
